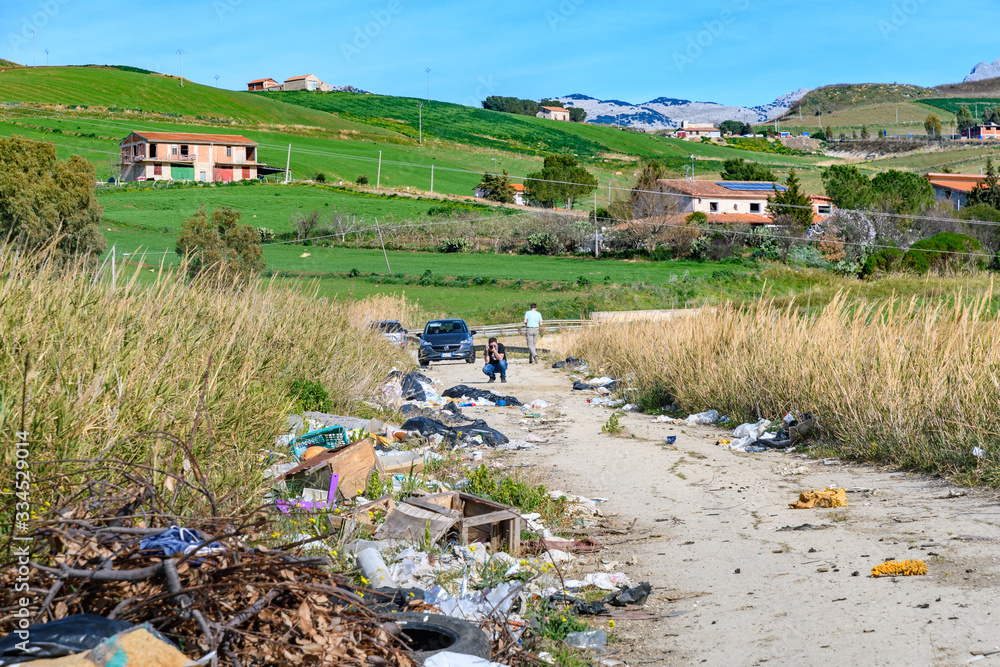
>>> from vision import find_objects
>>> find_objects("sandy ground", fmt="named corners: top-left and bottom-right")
top-left (424, 354), bottom-right (1000, 666)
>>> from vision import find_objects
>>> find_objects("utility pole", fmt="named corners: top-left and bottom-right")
top-left (430, 164), bottom-right (434, 193)
top-left (44, 49), bottom-right (48, 66)
top-left (284, 144), bottom-right (291, 184)
top-left (375, 217), bottom-right (391, 275)
top-left (690, 154), bottom-right (695, 179)
top-left (593, 191), bottom-right (599, 259)
top-left (425, 68), bottom-right (430, 102)
top-left (215, 74), bottom-right (220, 85)
top-left (608, 178), bottom-right (612, 205)
top-left (418, 102), bottom-right (423, 144)
top-left (376, 150), bottom-right (382, 189)
top-left (31, 30), bottom-right (36, 67)
top-left (177, 50), bottom-right (184, 86)
top-left (110, 244), bottom-right (116, 287)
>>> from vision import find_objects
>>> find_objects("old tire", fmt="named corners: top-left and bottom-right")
top-left (390, 612), bottom-right (490, 664)
top-left (419, 359), bottom-right (430, 367)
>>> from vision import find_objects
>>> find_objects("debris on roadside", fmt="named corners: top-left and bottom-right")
top-left (871, 559), bottom-right (928, 577)
top-left (442, 385), bottom-right (523, 406)
top-left (551, 356), bottom-right (588, 370)
top-left (789, 487), bottom-right (848, 509)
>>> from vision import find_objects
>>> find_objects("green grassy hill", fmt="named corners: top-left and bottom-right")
top-left (0, 59), bottom-right (22, 69)
top-left (787, 83), bottom-right (938, 117)
top-left (0, 66), bottom-right (381, 132)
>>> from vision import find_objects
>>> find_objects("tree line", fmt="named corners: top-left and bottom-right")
top-left (482, 96), bottom-right (587, 122)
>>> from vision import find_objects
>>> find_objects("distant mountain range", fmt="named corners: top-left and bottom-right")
top-left (553, 89), bottom-right (809, 131)
top-left (964, 58), bottom-right (1000, 83)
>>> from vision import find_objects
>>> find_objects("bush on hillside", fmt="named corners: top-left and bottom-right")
top-left (860, 247), bottom-right (904, 278)
top-left (903, 232), bottom-right (988, 274)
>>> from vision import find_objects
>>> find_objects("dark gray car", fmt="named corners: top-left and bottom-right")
top-left (417, 319), bottom-right (476, 366)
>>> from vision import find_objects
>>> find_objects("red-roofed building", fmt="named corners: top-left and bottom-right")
top-left (474, 181), bottom-right (527, 205)
top-left (247, 78), bottom-right (280, 91)
top-left (118, 132), bottom-right (258, 183)
top-left (536, 106), bottom-right (570, 121)
top-left (926, 173), bottom-right (984, 209)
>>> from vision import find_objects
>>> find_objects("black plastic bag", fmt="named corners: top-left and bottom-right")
top-left (0, 614), bottom-right (134, 665)
top-left (441, 385), bottom-right (522, 406)
top-left (400, 416), bottom-right (509, 447)
top-left (397, 371), bottom-right (434, 402)
top-left (605, 582), bottom-right (653, 607)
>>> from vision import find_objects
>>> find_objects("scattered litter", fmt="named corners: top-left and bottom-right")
top-left (936, 489), bottom-right (968, 499)
top-left (442, 385), bottom-right (522, 406)
top-left (584, 572), bottom-right (633, 591)
top-left (684, 410), bottom-right (719, 426)
top-left (871, 559), bottom-right (928, 577)
top-left (952, 535), bottom-right (997, 542)
top-left (973, 446), bottom-right (986, 459)
top-left (401, 416), bottom-right (509, 447)
top-left (552, 356), bottom-right (588, 370)
top-left (605, 582), bottom-right (653, 607)
top-left (139, 526), bottom-right (225, 558)
top-left (789, 487), bottom-right (847, 509)
top-left (777, 523), bottom-right (832, 532)
top-left (564, 628), bottom-right (607, 649)
top-left (423, 652), bottom-right (510, 667)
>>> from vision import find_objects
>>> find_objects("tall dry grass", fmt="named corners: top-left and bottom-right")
top-left (571, 290), bottom-right (1000, 485)
top-left (0, 246), bottom-right (413, 515)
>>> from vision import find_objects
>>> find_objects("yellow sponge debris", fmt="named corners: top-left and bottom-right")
top-left (871, 559), bottom-right (928, 577)
top-left (789, 487), bottom-right (848, 509)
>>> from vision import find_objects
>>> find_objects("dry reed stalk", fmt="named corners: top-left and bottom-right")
top-left (0, 245), bottom-right (415, 515)
top-left (570, 289), bottom-right (1000, 485)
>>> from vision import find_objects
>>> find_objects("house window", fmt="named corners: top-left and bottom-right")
top-left (172, 145), bottom-right (178, 156)
top-left (149, 144), bottom-right (157, 158)
top-left (817, 205), bottom-right (832, 214)
top-left (733, 204), bottom-right (739, 211)
top-left (226, 146), bottom-right (232, 158)
top-left (750, 203), bottom-right (761, 213)
top-left (154, 164), bottom-right (162, 176)
top-left (199, 171), bottom-right (207, 182)
top-left (709, 202), bottom-right (718, 212)
top-left (180, 145), bottom-right (189, 157)
top-left (246, 147), bottom-right (256, 162)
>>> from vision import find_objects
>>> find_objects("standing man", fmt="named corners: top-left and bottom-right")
top-left (483, 337), bottom-right (507, 383)
top-left (523, 303), bottom-right (543, 364)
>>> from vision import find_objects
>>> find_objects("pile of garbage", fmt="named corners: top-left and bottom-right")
top-left (550, 357), bottom-right (588, 371)
top-left (721, 412), bottom-right (817, 453)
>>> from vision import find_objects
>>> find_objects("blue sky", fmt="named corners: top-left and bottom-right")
top-left (1, 0), bottom-right (997, 107)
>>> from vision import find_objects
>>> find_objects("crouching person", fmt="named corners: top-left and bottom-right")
top-left (482, 337), bottom-right (507, 383)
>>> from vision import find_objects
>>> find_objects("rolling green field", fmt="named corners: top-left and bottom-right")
top-left (99, 182), bottom-right (503, 234)
top-left (0, 66), bottom-right (378, 131)
top-left (788, 83), bottom-right (939, 117)
top-left (922, 98), bottom-right (1000, 119)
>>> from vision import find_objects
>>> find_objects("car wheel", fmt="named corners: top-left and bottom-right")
top-left (419, 360), bottom-right (429, 367)
top-left (465, 356), bottom-right (474, 364)
top-left (389, 612), bottom-right (491, 663)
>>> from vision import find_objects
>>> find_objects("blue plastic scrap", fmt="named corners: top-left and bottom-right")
top-left (139, 526), bottom-right (225, 557)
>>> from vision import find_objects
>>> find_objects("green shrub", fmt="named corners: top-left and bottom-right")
top-left (257, 227), bottom-right (276, 243)
top-left (356, 174), bottom-right (369, 186)
top-left (527, 232), bottom-right (561, 255)
top-left (903, 232), bottom-right (988, 274)
top-left (315, 172), bottom-right (327, 183)
top-left (438, 238), bottom-right (470, 253)
top-left (289, 378), bottom-right (332, 413)
top-left (860, 247), bottom-right (904, 278)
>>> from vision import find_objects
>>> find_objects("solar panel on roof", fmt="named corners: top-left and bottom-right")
top-left (716, 182), bottom-right (787, 192)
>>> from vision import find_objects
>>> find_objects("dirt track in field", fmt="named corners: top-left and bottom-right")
top-left (428, 354), bottom-right (1000, 666)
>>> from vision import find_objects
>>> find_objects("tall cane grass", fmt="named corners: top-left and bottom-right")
top-left (0, 245), bottom-right (414, 518)
top-left (571, 289), bottom-right (1000, 486)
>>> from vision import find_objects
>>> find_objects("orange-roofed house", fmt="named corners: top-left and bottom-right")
top-left (536, 106), bottom-right (570, 121)
top-left (926, 173), bottom-right (985, 209)
top-left (247, 78), bottom-right (280, 91)
top-left (474, 182), bottom-right (527, 205)
top-left (649, 179), bottom-right (788, 224)
top-left (118, 132), bottom-right (258, 183)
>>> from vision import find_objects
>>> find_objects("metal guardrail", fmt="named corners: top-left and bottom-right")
top-left (469, 319), bottom-right (591, 337)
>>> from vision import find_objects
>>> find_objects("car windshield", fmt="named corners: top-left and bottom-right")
top-left (373, 321), bottom-right (403, 333)
top-left (424, 321), bottom-right (468, 335)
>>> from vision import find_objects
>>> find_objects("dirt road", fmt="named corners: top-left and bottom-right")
top-left (426, 355), bottom-right (1000, 666)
